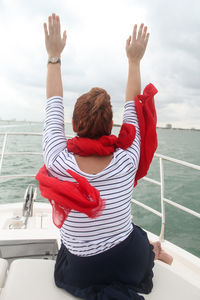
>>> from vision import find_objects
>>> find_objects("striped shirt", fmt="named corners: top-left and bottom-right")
top-left (43, 97), bottom-right (141, 256)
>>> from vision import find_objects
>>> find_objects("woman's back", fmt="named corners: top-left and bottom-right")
top-left (74, 154), bottom-right (113, 175)
top-left (43, 99), bottom-right (140, 256)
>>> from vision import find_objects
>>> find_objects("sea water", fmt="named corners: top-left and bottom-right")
top-left (0, 121), bottom-right (199, 258)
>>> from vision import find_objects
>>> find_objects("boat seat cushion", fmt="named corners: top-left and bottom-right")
top-left (0, 259), bottom-right (8, 289)
top-left (143, 261), bottom-right (200, 300)
top-left (0, 259), bottom-right (199, 300)
top-left (0, 259), bottom-right (80, 300)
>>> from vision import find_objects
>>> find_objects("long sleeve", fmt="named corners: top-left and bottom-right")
top-left (123, 101), bottom-right (141, 170)
top-left (43, 96), bottom-right (67, 168)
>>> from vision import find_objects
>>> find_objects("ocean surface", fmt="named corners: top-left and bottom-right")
top-left (0, 120), bottom-right (200, 258)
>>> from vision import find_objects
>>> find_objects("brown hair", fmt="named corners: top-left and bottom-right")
top-left (73, 87), bottom-right (113, 139)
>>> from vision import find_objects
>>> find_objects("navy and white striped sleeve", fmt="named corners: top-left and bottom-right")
top-left (43, 96), bottom-right (68, 168)
top-left (123, 101), bottom-right (141, 169)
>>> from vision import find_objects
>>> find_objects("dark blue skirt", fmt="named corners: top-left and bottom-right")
top-left (54, 224), bottom-right (155, 299)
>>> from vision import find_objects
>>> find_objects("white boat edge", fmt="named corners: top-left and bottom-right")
top-left (0, 201), bottom-right (200, 290)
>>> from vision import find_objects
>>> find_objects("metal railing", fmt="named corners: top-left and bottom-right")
top-left (0, 132), bottom-right (200, 242)
top-left (131, 153), bottom-right (200, 241)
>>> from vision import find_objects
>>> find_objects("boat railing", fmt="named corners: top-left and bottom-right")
top-left (0, 132), bottom-right (200, 241)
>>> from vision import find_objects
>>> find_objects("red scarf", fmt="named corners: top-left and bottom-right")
top-left (134, 83), bottom-right (158, 185)
top-left (67, 123), bottom-right (136, 156)
top-left (36, 123), bottom-right (136, 228)
top-left (36, 83), bottom-right (157, 228)
top-left (35, 167), bottom-right (106, 228)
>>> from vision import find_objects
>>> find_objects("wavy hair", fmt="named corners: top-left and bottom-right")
top-left (73, 87), bottom-right (113, 139)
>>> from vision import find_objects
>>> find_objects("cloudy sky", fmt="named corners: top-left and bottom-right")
top-left (0, 0), bottom-right (199, 128)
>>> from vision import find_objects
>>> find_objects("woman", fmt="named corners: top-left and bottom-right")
top-left (37, 13), bottom-right (172, 300)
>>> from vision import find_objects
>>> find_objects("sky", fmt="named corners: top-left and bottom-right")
top-left (0, 0), bottom-right (200, 128)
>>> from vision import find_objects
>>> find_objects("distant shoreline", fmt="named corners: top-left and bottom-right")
top-left (0, 120), bottom-right (199, 131)
top-left (111, 124), bottom-right (200, 131)
top-left (156, 127), bottom-right (200, 131)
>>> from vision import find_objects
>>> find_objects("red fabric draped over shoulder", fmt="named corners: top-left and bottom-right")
top-left (67, 123), bottom-right (136, 156)
top-left (134, 83), bottom-right (158, 186)
top-left (35, 166), bottom-right (105, 228)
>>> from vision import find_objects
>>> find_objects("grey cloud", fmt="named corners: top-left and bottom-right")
top-left (6, 0), bottom-right (81, 26)
top-left (0, 0), bottom-right (200, 127)
top-left (141, 0), bottom-right (200, 89)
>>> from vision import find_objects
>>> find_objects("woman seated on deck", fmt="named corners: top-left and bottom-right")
top-left (36, 13), bottom-right (172, 300)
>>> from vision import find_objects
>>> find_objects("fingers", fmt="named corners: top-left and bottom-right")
top-left (130, 23), bottom-right (149, 44)
top-left (142, 26), bottom-right (147, 40)
top-left (126, 35), bottom-right (131, 48)
top-left (52, 13), bottom-right (56, 34)
top-left (137, 23), bottom-right (149, 41)
top-left (48, 15), bottom-right (54, 35)
top-left (137, 23), bottom-right (144, 40)
top-left (56, 15), bottom-right (61, 34)
top-left (43, 22), bottom-right (48, 38)
top-left (141, 25), bottom-right (149, 47)
top-left (63, 30), bottom-right (67, 44)
top-left (47, 13), bottom-right (61, 35)
top-left (145, 32), bottom-right (150, 46)
top-left (132, 24), bottom-right (137, 43)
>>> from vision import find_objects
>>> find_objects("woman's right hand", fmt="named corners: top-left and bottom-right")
top-left (126, 24), bottom-right (149, 64)
top-left (44, 13), bottom-right (67, 58)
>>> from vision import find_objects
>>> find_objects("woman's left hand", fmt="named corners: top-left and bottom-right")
top-left (44, 13), bottom-right (67, 58)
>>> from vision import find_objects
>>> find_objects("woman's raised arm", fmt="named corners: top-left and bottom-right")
top-left (43, 13), bottom-right (67, 98)
top-left (125, 24), bottom-right (149, 101)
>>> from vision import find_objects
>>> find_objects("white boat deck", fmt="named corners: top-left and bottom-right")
top-left (0, 257), bottom-right (199, 300)
top-left (0, 202), bottom-right (200, 299)
top-left (0, 202), bottom-right (60, 241)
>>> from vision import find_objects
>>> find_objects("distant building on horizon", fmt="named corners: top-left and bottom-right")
top-left (166, 123), bottom-right (172, 129)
